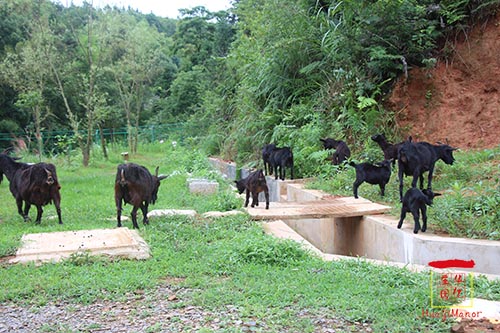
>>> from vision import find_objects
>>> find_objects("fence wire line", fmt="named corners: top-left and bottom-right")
top-left (0, 124), bottom-right (188, 144)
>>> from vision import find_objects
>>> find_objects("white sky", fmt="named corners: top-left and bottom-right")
top-left (55, 0), bottom-right (233, 18)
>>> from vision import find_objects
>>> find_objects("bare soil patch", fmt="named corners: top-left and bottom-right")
top-left (388, 13), bottom-right (500, 150)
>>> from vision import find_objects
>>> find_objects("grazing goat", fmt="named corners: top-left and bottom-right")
top-left (320, 138), bottom-right (351, 165)
top-left (262, 143), bottom-right (277, 176)
top-left (371, 133), bottom-right (404, 165)
top-left (115, 163), bottom-right (167, 229)
top-left (397, 138), bottom-right (456, 201)
top-left (0, 153), bottom-right (62, 224)
top-left (398, 188), bottom-right (441, 234)
top-left (235, 169), bottom-right (269, 209)
top-left (349, 159), bottom-right (392, 199)
top-left (269, 147), bottom-right (294, 180)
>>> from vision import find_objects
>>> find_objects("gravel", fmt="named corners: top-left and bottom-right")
top-left (0, 284), bottom-right (373, 332)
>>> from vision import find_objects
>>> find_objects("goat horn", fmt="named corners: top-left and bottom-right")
top-left (155, 166), bottom-right (159, 176)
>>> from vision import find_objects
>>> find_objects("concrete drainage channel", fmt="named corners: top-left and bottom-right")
top-left (209, 158), bottom-right (500, 279)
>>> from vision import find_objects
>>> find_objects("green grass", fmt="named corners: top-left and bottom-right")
top-left (1, 142), bottom-right (499, 332)
top-left (308, 146), bottom-right (500, 240)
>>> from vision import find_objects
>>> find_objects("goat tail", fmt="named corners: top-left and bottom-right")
top-left (119, 169), bottom-right (128, 186)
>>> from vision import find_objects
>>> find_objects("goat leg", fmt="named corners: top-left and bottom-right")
top-left (379, 183), bottom-right (386, 197)
top-left (131, 206), bottom-right (139, 229)
top-left (22, 201), bottom-right (31, 222)
top-left (397, 208), bottom-right (407, 229)
top-left (264, 190), bottom-right (269, 209)
top-left (244, 190), bottom-right (250, 207)
top-left (141, 203), bottom-right (149, 225)
top-left (251, 192), bottom-right (259, 207)
top-left (421, 206), bottom-right (428, 232)
top-left (353, 180), bottom-right (361, 199)
top-left (56, 207), bottom-right (62, 224)
top-left (35, 205), bottom-right (43, 224)
top-left (116, 199), bottom-right (123, 227)
top-left (411, 208), bottom-right (421, 234)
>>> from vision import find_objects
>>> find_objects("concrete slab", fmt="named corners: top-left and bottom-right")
top-left (149, 209), bottom-right (197, 218)
top-left (452, 298), bottom-right (500, 323)
top-left (187, 178), bottom-right (219, 194)
top-left (247, 198), bottom-right (391, 220)
top-left (202, 210), bottom-right (244, 218)
top-left (9, 228), bottom-right (150, 265)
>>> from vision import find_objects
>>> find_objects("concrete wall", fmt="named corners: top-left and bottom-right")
top-left (283, 209), bottom-right (500, 276)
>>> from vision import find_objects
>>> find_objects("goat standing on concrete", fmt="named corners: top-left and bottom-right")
top-left (262, 144), bottom-right (277, 176)
top-left (269, 147), bottom-right (294, 181)
top-left (0, 153), bottom-right (62, 224)
top-left (349, 159), bottom-right (392, 199)
top-left (115, 163), bottom-right (167, 229)
top-left (235, 169), bottom-right (269, 209)
top-left (320, 138), bottom-right (351, 165)
top-left (398, 138), bottom-right (457, 201)
top-left (398, 188), bottom-right (441, 234)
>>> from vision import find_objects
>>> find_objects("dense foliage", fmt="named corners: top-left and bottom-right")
top-left (1, 0), bottom-right (499, 170)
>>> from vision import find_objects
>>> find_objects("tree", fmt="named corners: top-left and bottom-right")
top-left (107, 14), bottom-right (171, 153)
top-left (0, 0), bottom-right (55, 156)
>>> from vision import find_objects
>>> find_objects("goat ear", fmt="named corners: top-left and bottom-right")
top-left (158, 174), bottom-right (168, 181)
top-left (433, 192), bottom-right (442, 197)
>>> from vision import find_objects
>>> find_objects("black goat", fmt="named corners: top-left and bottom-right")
top-left (320, 138), bottom-right (351, 165)
top-left (397, 138), bottom-right (457, 201)
top-left (269, 147), bottom-right (294, 180)
top-left (398, 188), bottom-right (441, 234)
top-left (371, 133), bottom-right (404, 165)
top-left (262, 143), bottom-right (277, 176)
top-left (235, 169), bottom-right (269, 209)
top-left (349, 159), bottom-right (392, 199)
top-left (0, 153), bottom-right (62, 224)
top-left (115, 163), bottom-right (167, 229)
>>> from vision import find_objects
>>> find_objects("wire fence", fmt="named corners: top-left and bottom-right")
top-left (0, 123), bottom-right (190, 153)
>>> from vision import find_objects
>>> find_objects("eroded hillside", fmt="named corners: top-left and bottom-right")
top-left (388, 12), bottom-right (500, 149)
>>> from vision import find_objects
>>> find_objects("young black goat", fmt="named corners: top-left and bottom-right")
top-left (371, 133), bottom-right (404, 165)
top-left (349, 159), bottom-right (392, 199)
top-left (398, 188), bottom-right (441, 234)
top-left (269, 147), bottom-right (294, 180)
top-left (262, 143), bottom-right (277, 176)
top-left (320, 138), bottom-right (351, 165)
top-left (235, 169), bottom-right (269, 209)
top-left (398, 138), bottom-right (457, 201)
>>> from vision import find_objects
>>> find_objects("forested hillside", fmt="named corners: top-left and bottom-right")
top-left (1, 0), bottom-right (499, 173)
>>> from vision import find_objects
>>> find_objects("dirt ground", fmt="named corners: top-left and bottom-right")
top-left (388, 12), bottom-right (500, 150)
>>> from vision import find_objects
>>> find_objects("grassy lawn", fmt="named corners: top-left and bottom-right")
top-left (1, 142), bottom-right (499, 332)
